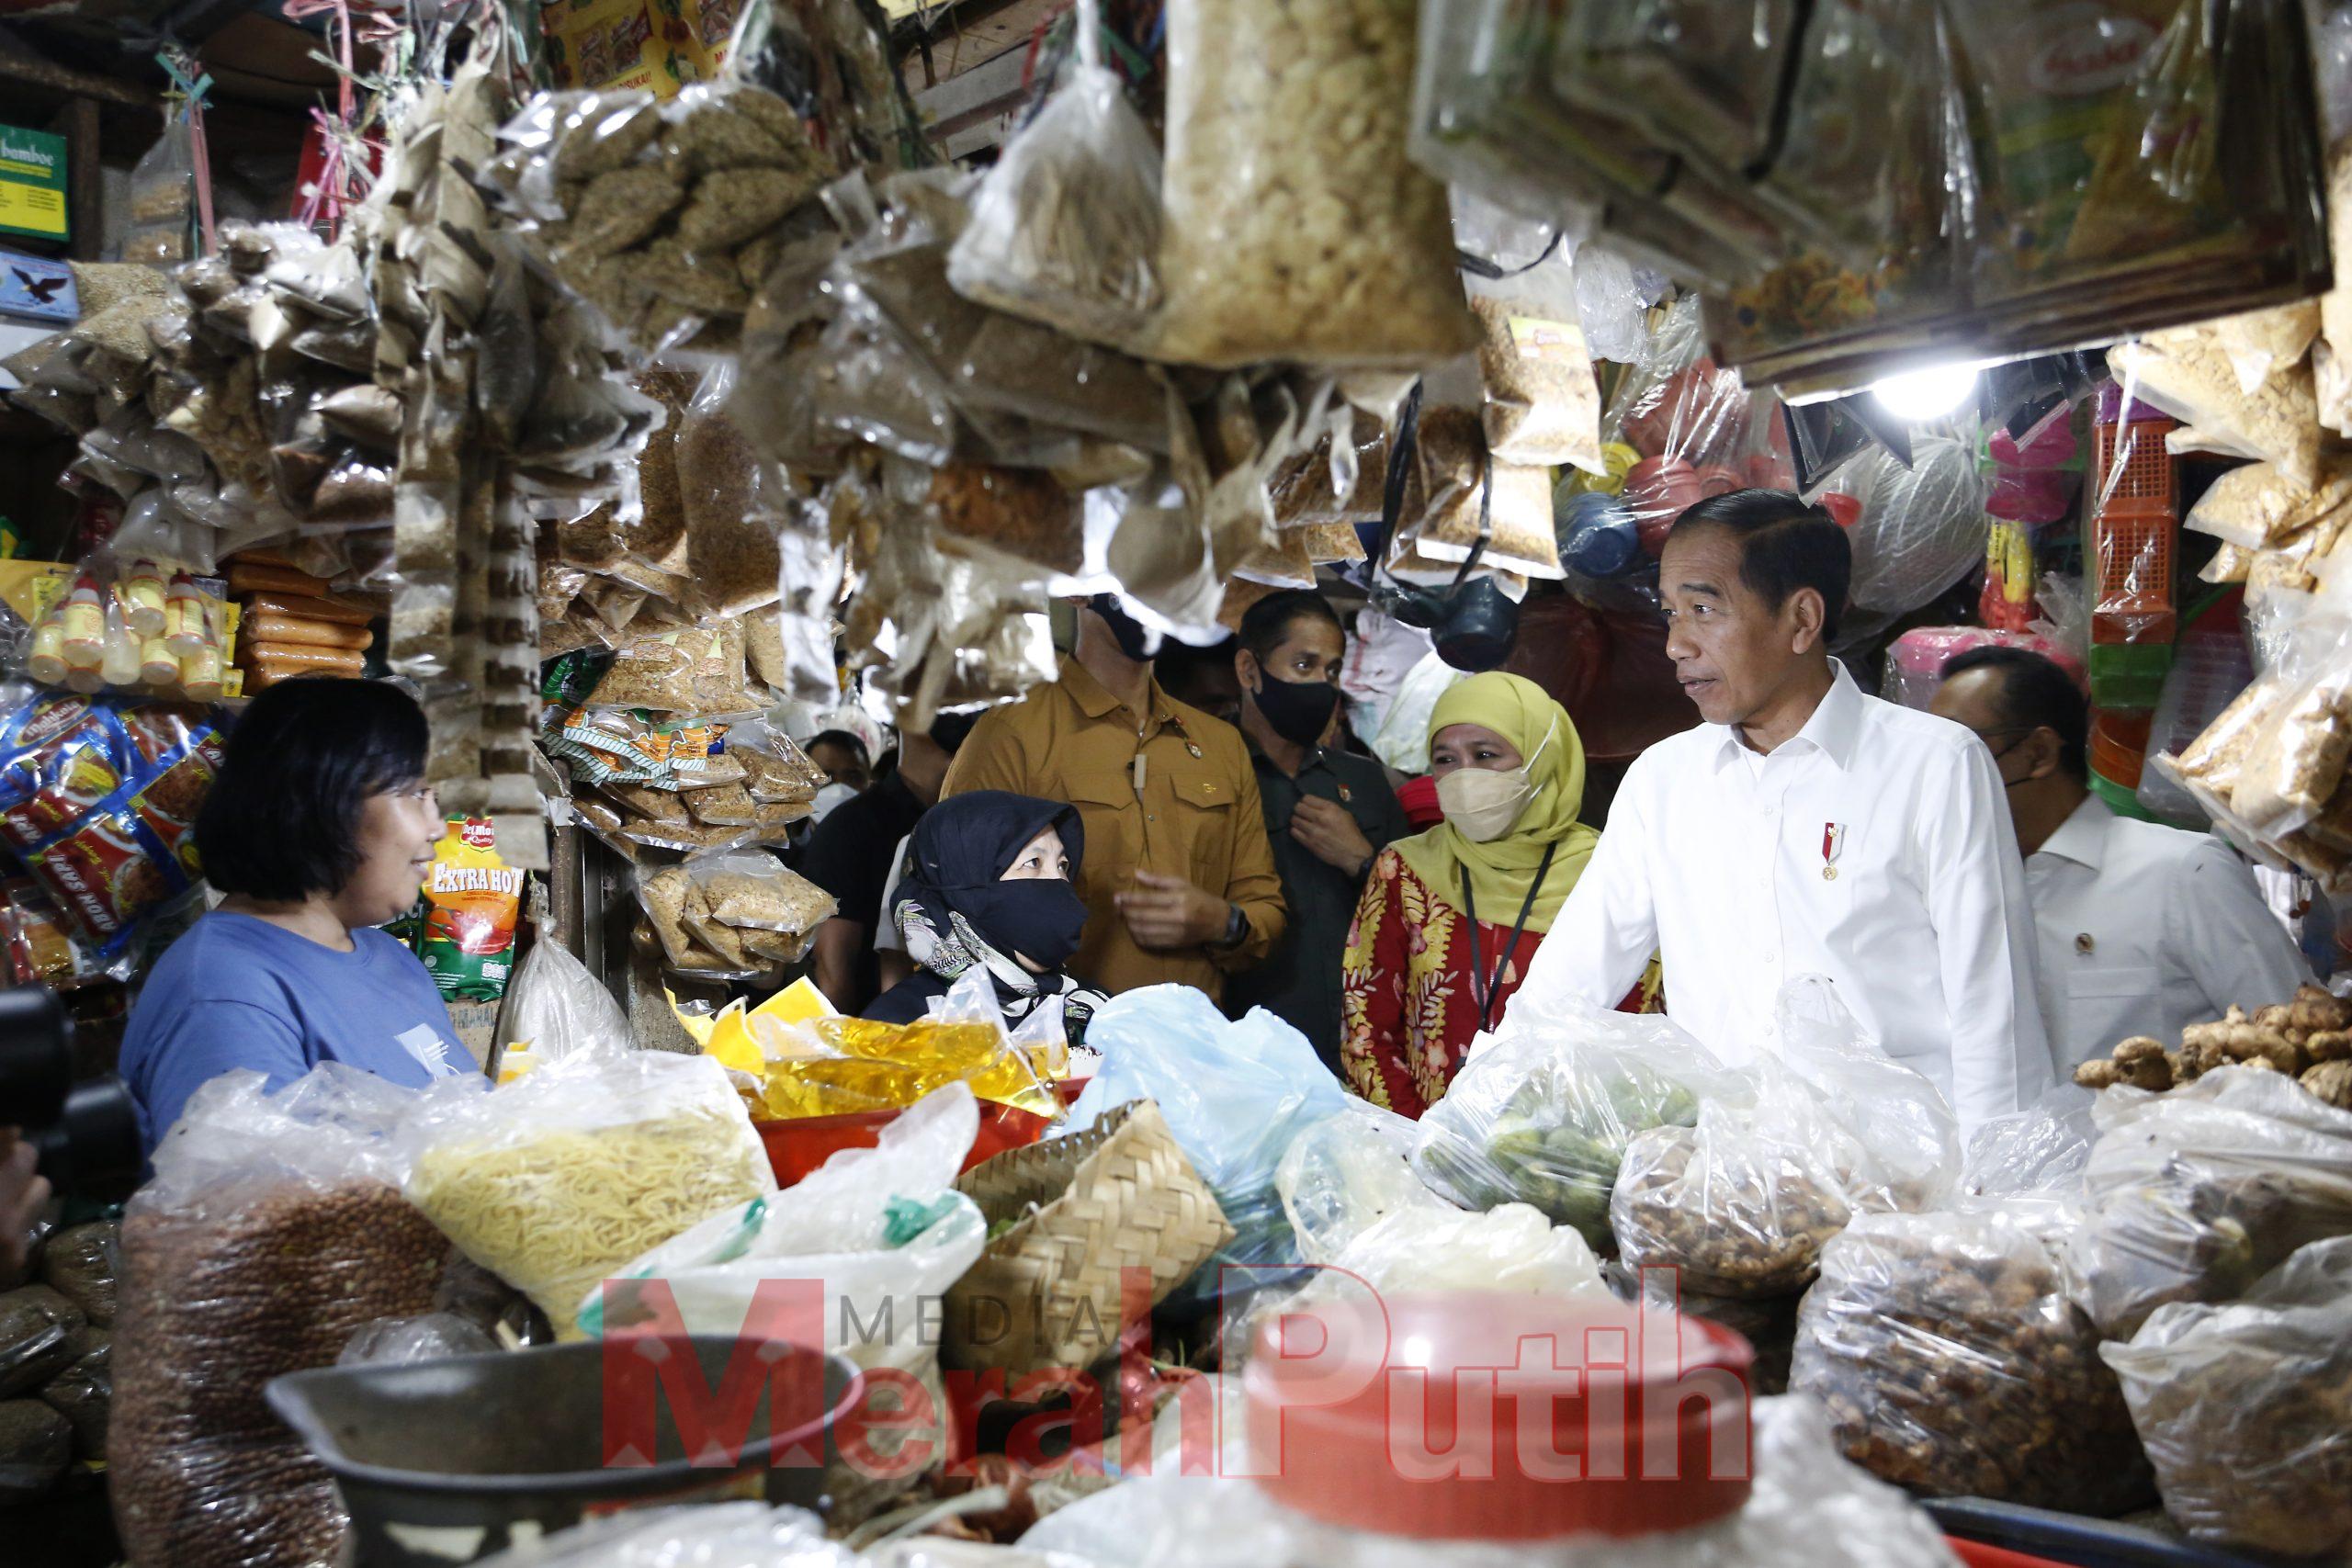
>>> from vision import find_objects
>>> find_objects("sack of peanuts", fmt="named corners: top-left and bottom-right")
top-left (111, 1064), bottom-right (450, 1568)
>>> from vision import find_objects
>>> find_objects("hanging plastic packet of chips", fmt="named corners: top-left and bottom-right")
top-left (416, 818), bottom-right (525, 1002)
top-left (0, 689), bottom-right (224, 969)
top-left (483, 80), bottom-right (834, 357)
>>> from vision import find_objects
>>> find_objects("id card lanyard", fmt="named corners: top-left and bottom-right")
top-left (1462, 843), bottom-right (1559, 1034)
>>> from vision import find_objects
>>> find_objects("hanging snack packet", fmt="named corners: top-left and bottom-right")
top-left (945, 0), bottom-right (1162, 349)
top-left (417, 818), bottom-right (525, 1001)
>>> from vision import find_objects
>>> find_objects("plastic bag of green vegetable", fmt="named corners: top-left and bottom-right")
top-left (1411, 1005), bottom-right (1727, 1250)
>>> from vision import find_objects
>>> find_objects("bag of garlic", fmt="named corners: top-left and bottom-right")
top-left (1149, 0), bottom-right (1476, 369)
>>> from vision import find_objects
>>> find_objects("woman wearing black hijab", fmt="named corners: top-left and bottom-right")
top-left (865, 790), bottom-right (1106, 1045)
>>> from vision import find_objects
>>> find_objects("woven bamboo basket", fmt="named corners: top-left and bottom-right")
top-left (944, 1099), bottom-right (1233, 1377)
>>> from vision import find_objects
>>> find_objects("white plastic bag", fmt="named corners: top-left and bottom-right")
top-left (2100, 1236), bottom-right (2352, 1559)
top-left (1842, 434), bottom-right (1994, 615)
top-left (337, 1313), bottom-right (499, 1367)
top-left (1608, 1089), bottom-right (1856, 1299)
top-left (2061, 1065), bottom-right (2352, 1338)
top-left (1322, 1201), bottom-right (1607, 1299)
top-left (1274, 1100), bottom-right (1433, 1266)
top-left (463, 1502), bottom-right (857, 1568)
top-left (946, 0), bottom-right (1161, 349)
top-left (1961, 1094), bottom-right (2096, 1201)
top-left (401, 1049), bottom-right (773, 1339)
top-left (1771, 976), bottom-right (1961, 1214)
top-left (581, 1084), bottom-right (984, 1343)
top-left (582, 1087), bottom-right (984, 1526)
top-left (1602, 980), bottom-right (1953, 1298)
top-left (498, 935), bottom-right (631, 1067)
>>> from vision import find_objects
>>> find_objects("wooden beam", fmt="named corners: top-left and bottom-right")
top-left (900, 0), bottom-right (1064, 93)
top-left (0, 47), bottom-right (156, 109)
top-left (911, 38), bottom-right (1034, 132)
top-left (940, 115), bottom-right (1015, 161)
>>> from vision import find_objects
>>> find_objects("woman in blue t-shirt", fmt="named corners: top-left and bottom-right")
top-left (119, 678), bottom-right (468, 1154)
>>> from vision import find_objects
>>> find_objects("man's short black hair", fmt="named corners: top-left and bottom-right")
top-left (808, 729), bottom-right (870, 768)
top-left (1238, 589), bottom-right (1345, 664)
top-left (195, 677), bottom-right (430, 902)
top-left (1667, 488), bottom-right (1852, 643)
top-left (1940, 646), bottom-right (2089, 782)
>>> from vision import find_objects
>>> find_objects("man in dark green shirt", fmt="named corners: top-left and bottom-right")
top-left (1222, 590), bottom-right (1409, 1070)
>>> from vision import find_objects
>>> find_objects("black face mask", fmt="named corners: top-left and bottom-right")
top-left (1251, 673), bottom-right (1342, 747)
top-left (1088, 592), bottom-right (1158, 662)
top-left (959, 877), bottom-right (1090, 973)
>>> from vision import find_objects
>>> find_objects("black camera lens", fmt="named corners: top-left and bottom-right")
top-left (0, 984), bottom-right (73, 1131)
top-left (30, 1078), bottom-right (143, 1203)
top-left (0, 982), bottom-right (142, 1201)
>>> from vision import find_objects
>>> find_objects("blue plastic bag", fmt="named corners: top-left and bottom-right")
top-left (1067, 986), bottom-right (1351, 1311)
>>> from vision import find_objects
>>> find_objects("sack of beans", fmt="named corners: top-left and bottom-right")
top-left (111, 1064), bottom-right (449, 1568)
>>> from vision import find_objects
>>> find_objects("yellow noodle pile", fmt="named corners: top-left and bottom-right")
top-left (409, 1109), bottom-right (767, 1339)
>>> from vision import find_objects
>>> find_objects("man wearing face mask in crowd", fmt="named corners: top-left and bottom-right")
top-left (1930, 646), bottom-right (2307, 1075)
top-left (941, 592), bottom-right (1286, 1001)
top-left (1342, 671), bottom-right (1620, 1117)
top-left (1222, 592), bottom-right (1409, 1070)
top-left (1515, 491), bottom-right (2052, 1134)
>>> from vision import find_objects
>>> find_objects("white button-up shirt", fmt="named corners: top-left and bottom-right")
top-left (2027, 795), bottom-right (2309, 1074)
top-left (1517, 664), bottom-right (2054, 1132)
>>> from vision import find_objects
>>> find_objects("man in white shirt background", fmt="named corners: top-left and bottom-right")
top-left (1930, 645), bottom-right (2310, 1075)
top-left (1515, 491), bottom-right (2054, 1132)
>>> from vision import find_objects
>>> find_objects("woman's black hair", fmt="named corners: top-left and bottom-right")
top-left (195, 677), bottom-right (431, 901)
top-left (1940, 646), bottom-right (2090, 782)
top-left (1238, 588), bottom-right (1345, 663)
top-left (1667, 489), bottom-right (1853, 643)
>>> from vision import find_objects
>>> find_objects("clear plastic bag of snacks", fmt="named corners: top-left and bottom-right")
top-left (1457, 194), bottom-right (1605, 472)
top-left (1152, 0), bottom-right (1476, 369)
top-left (946, 0), bottom-right (1161, 351)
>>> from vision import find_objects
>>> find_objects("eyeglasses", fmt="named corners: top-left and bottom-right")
top-left (1966, 726), bottom-right (2039, 762)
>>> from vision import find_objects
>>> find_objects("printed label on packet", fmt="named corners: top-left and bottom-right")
top-left (419, 818), bottom-right (525, 1001)
top-left (1507, 315), bottom-right (1591, 368)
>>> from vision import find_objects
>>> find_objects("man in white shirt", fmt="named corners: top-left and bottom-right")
top-left (1516, 491), bottom-right (2053, 1131)
top-left (1931, 646), bottom-right (2309, 1074)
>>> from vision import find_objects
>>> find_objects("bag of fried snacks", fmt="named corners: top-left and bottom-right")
top-left (636, 852), bottom-right (835, 979)
top-left (946, 0), bottom-right (1161, 351)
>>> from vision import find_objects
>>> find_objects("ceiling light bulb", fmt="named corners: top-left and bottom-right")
top-left (1871, 362), bottom-right (1980, 423)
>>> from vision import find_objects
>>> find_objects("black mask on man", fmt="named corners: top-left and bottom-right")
top-left (1251, 674), bottom-right (1342, 748)
top-left (1088, 592), bottom-right (1158, 662)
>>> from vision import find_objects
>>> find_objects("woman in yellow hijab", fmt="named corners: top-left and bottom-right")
top-left (1341, 672), bottom-right (1622, 1116)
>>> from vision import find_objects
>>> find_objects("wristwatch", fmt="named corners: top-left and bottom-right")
top-left (1214, 902), bottom-right (1248, 950)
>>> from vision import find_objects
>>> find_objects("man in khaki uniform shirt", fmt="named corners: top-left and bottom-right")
top-left (942, 596), bottom-right (1287, 1000)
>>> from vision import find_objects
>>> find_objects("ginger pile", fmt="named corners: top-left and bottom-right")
top-left (2075, 984), bottom-right (2352, 1108)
